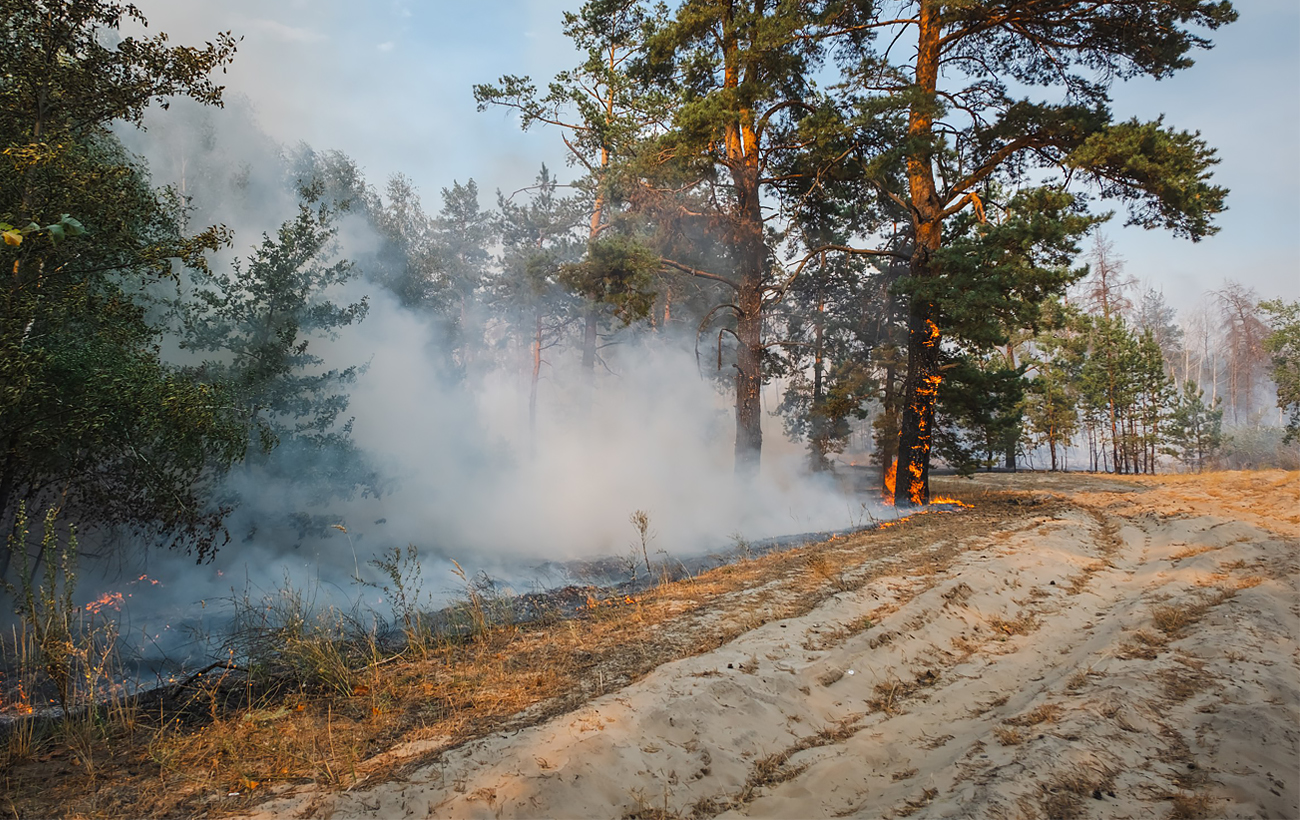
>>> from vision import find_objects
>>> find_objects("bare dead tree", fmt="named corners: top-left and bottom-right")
top-left (1216, 281), bottom-right (1270, 424)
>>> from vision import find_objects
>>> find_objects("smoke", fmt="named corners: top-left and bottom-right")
top-left (60, 98), bottom-right (892, 670)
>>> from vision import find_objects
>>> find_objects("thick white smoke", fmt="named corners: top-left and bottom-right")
top-left (72, 98), bottom-right (892, 671)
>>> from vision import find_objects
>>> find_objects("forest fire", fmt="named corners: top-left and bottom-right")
top-left (84, 574), bottom-right (162, 615)
top-left (907, 459), bottom-right (925, 505)
top-left (1, 680), bottom-right (33, 716)
top-left (85, 591), bottom-right (124, 614)
top-left (883, 457), bottom-right (897, 503)
top-left (579, 593), bottom-right (637, 612)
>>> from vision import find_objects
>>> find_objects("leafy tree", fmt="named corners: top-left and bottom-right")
top-left (1164, 379), bottom-right (1222, 471)
top-left (1, 0), bottom-right (244, 569)
top-left (837, 0), bottom-right (1233, 503)
top-left (1261, 299), bottom-right (1300, 442)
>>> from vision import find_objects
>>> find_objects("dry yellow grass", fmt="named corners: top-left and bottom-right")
top-left (2, 490), bottom-right (1010, 819)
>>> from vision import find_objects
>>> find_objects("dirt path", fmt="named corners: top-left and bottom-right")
top-left (240, 471), bottom-right (1299, 819)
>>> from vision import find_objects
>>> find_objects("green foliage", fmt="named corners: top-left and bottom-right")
top-left (1066, 117), bottom-right (1227, 240)
top-left (559, 234), bottom-right (660, 325)
top-left (1163, 380), bottom-right (1222, 471)
top-left (900, 188), bottom-right (1099, 350)
top-left (1261, 299), bottom-right (1300, 442)
top-left (179, 198), bottom-right (378, 518)
top-left (493, 166), bottom-right (586, 334)
top-left (366, 545), bottom-right (434, 655)
top-left (934, 354), bottom-right (1026, 475)
top-left (2, 505), bottom-right (77, 708)
top-left (0, 0), bottom-right (246, 564)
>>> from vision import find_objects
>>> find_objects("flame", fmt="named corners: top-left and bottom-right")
top-left (86, 591), bottom-right (124, 614)
top-left (930, 496), bottom-right (973, 508)
top-left (578, 594), bottom-right (637, 612)
top-left (907, 460), bottom-right (925, 505)
top-left (883, 457), bottom-right (897, 504)
top-left (4, 681), bottom-right (33, 715)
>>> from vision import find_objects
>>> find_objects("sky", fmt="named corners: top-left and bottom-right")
top-left (129, 0), bottom-right (1299, 313)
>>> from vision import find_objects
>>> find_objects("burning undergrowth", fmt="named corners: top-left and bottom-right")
top-left (0, 485), bottom-right (987, 818)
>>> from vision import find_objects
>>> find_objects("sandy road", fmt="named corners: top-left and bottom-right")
top-left (242, 471), bottom-right (1299, 819)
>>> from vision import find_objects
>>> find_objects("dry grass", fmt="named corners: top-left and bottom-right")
top-left (1170, 544), bottom-right (1217, 561)
top-left (993, 726), bottom-right (1024, 746)
top-left (689, 714), bottom-right (863, 817)
top-left (1151, 602), bottom-right (1208, 636)
top-left (1005, 702), bottom-right (1063, 727)
top-left (985, 612), bottom-right (1038, 637)
top-left (1117, 628), bottom-right (1169, 660)
top-left (3, 493), bottom-right (1010, 819)
top-left (1167, 791), bottom-right (1217, 819)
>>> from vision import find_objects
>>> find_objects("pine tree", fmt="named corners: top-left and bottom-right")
top-left (493, 167), bottom-right (586, 453)
top-left (1261, 299), bottom-right (1300, 442)
top-left (837, 0), bottom-right (1233, 503)
top-left (476, 0), bottom-right (665, 403)
top-left (626, 0), bottom-right (885, 476)
top-left (179, 196), bottom-right (377, 533)
top-left (1164, 380), bottom-right (1223, 471)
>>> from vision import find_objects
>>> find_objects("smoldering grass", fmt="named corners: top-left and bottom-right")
top-left (3, 493), bottom-right (998, 818)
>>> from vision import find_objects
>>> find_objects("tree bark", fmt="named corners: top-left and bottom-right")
top-left (529, 314), bottom-right (542, 459)
top-left (723, 11), bottom-right (766, 479)
top-left (894, 294), bottom-right (941, 505)
top-left (893, 0), bottom-right (943, 506)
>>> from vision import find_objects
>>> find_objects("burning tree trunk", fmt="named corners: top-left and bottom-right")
top-left (893, 298), bottom-right (942, 505)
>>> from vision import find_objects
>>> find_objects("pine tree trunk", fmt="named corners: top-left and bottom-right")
top-left (724, 17), bottom-right (766, 480)
top-left (529, 314), bottom-right (542, 458)
top-left (734, 271), bottom-right (764, 477)
top-left (894, 288), bottom-right (941, 505)
top-left (579, 305), bottom-right (598, 411)
top-left (893, 0), bottom-right (943, 506)
top-left (879, 359), bottom-right (899, 490)
top-left (810, 288), bottom-right (828, 471)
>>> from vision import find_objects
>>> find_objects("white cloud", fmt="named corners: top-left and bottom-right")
top-left (377, 41), bottom-right (395, 52)
top-left (249, 18), bottom-right (328, 44)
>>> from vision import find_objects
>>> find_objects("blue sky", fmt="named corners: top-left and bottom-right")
top-left (133, 0), bottom-right (1299, 313)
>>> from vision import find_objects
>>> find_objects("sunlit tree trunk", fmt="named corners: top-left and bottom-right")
top-left (893, 0), bottom-right (942, 506)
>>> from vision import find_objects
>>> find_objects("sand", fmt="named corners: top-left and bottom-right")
top-left (239, 470), bottom-right (1299, 819)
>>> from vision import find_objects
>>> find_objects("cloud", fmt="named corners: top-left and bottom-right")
top-left (377, 41), bottom-right (395, 52)
top-left (248, 18), bottom-right (329, 44)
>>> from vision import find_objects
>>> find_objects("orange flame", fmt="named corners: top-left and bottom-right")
top-left (907, 460), bottom-right (925, 505)
top-left (86, 591), bottom-right (124, 614)
top-left (923, 319), bottom-right (940, 346)
top-left (578, 594), bottom-right (637, 612)
top-left (4, 681), bottom-right (33, 715)
top-left (883, 457), bottom-right (897, 504)
top-left (930, 496), bottom-right (973, 508)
